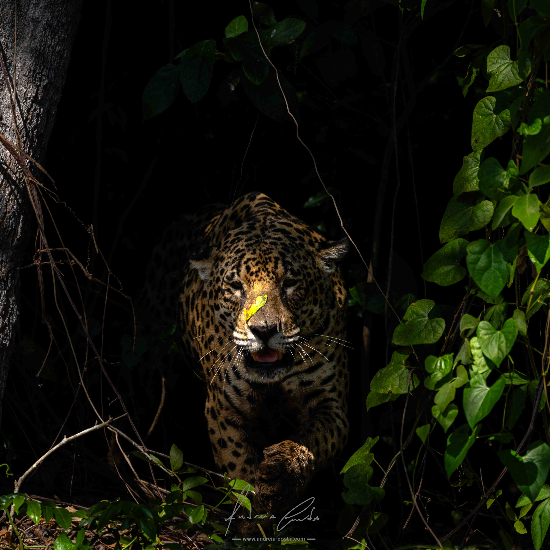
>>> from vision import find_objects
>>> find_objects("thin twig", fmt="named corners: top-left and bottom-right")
top-left (13, 414), bottom-right (127, 493)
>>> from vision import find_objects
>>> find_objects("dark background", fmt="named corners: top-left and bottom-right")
top-left (2, 0), bottom-right (510, 545)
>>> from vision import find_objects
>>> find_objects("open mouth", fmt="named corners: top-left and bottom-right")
top-left (246, 347), bottom-right (291, 374)
top-left (251, 347), bottom-right (283, 363)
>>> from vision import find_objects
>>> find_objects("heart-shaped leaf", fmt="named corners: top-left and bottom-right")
top-left (440, 194), bottom-right (494, 243)
top-left (492, 195), bottom-right (519, 229)
top-left (463, 372), bottom-right (506, 429)
top-left (392, 300), bottom-right (445, 346)
top-left (499, 441), bottom-right (550, 503)
top-left (422, 239), bottom-right (469, 286)
top-left (513, 193), bottom-right (540, 231)
top-left (472, 96), bottom-right (512, 151)
top-left (486, 45), bottom-right (524, 92)
top-left (466, 239), bottom-right (509, 299)
top-left (470, 336), bottom-right (493, 374)
top-left (424, 355), bottom-right (453, 390)
top-left (454, 364), bottom-right (469, 388)
top-left (445, 424), bottom-right (481, 477)
top-left (434, 380), bottom-right (456, 411)
top-left (526, 231), bottom-right (550, 272)
top-left (477, 318), bottom-right (518, 367)
top-left (432, 403), bottom-right (459, 433)
top-left (453, 151), bottom-right (481, 196)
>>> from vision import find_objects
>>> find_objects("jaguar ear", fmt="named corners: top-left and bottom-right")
top-left (318, 238), bottom-right (349, 273)
top-left (189, 247), bottom-right (213, 281)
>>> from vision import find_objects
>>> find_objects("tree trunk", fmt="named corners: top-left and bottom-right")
top-left (0, 0), bottom-right (82, 428)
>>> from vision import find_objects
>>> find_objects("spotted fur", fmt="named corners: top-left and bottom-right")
top-left (141, 192), bottom-right (350, 520)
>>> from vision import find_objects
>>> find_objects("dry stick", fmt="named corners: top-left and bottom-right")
top-left (106, 425), bottom-right (224, 482)
top-left (13, 414), bottom-right (127, 493)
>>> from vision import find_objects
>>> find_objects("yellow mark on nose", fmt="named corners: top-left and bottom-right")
top-left (245, 295), bottom-right (268, 321)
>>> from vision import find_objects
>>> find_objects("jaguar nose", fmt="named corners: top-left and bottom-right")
top-left (249, 324), bottom-right (278, 346)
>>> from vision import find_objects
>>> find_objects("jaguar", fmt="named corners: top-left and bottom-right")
top-left (140, 191), bottom-right (350, 527)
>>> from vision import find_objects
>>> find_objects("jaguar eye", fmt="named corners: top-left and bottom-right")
top-left (283, 278), bottom-right (299, 290)
top-left (227, 280), bottom-right (244, 292)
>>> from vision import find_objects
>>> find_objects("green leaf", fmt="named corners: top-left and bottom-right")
top-left (477, 318), bottom-right (518, 367)
top-left (435, 381), bottom-right (456, 411)
top-left (472, 96), bottom-right (512, 151)
top-left (424, 354), bottom-right (453, 390)
top-left (142, 64), bottom-right (181, 121)
top-left (13, 494), bottom-right (25, 514)
top-left (520, 93), bottom-right (550, 174)
top-left (522, 279), bottom-right (550, 319)
top-left (519, 118), bottom-right (543, 135)
top-left (455, 338), bottom-right (473, 366)
top-left (303, 190), bottom-right (331, 208)
top-left (252, 2), bottom-right (277, 26)
top-left (463, 371), bottom-right (506, 428)
top-left (493, 195), bottom-right (519, 229)
top-left (366, 391), bottom-right (395, 410)
top-left (514, 309), bottom-right (527, 336)
top-left (484, 300), bottom-right (509, 330)
top-left (180, 40), bottom-right (216, 103)
top-left (518, 485), bottom-right (550, 506)
top-left (342, 463), bottom-right (385, 505)
top-left (440, 193), bottom-right (494, 243)
top-left (392, 300), bottom-right (445, 346)
top-left (462, 54), bottom-right (485, 97)
top-left (532, 0), bottom-right (550, 18)
top-left (486, 46), bottom-right (524, 92)
top-left (421, 239), bottom-right (468, 286)
top-left (487, 489), bottom-right (502, 508)
top-left (225, 16), bottom-right (248, 38)
top-left (43, 505), bottom-right (54, 523)
top-left (53, 507), bottom-right (72, 530)
top-left (532, 497), bottom-right (550, 550)
top-left (170, 444), bottom-right (184, 472)
top-left (498, 441), bottom-right (550, 503)
top-left (341, 437), bottom-right (378, 474)
top-left (507, 385), bottom-right (528, 430)
top-left (519, 16), bottom-right (548, 51)
top-left (508, 0), bottom-right (528, 21)
top-left (495, 222), bottom-right (521, 263)
top-left (181, 476), bottom-right (208, 492)
top-left (453, 151), bottom-right (482, 195)
top-left (531, 166), bottom-right (550, 191)
top-left (460, 314), bottom-right (479, 338)
top-left (54, 533), bottom-right (73, 550)
top-left (261, 18), bottom-right (306, 49)
top-left (370, 352), bottom-right (419, 395)
top-left (466, 239), bottom-right (509, 298)
top-left (445, 424), bottom-right (481, 477)
top-left (75, 529), bottom-right (86, 548)
top-left (513, 194), bottom-right (540, 231)
top-left (228, 33), bottom-right (270, 85)
top-left (432, 403), bottom-right (459, 432)
top-left (515, 519), bottom-right (528, 534)
top-left (241, 69), bottom-right (297, 121)
top-left (455, 364), bottom-right (469, 388)
top-left (134, 506), bottom-right (157, 541)
top-left (470, 336), bottom-right (493, 374)
top-left (526, 231), bottom-right (550, 271)
top-left (416, 424), bottom-right (430, 443)
top-left (26, 500), bottom-right (41, 524)
top-left (478, 157), bottom-right (511, 201)
top-left (188, 504), bottom-right (205, 524)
